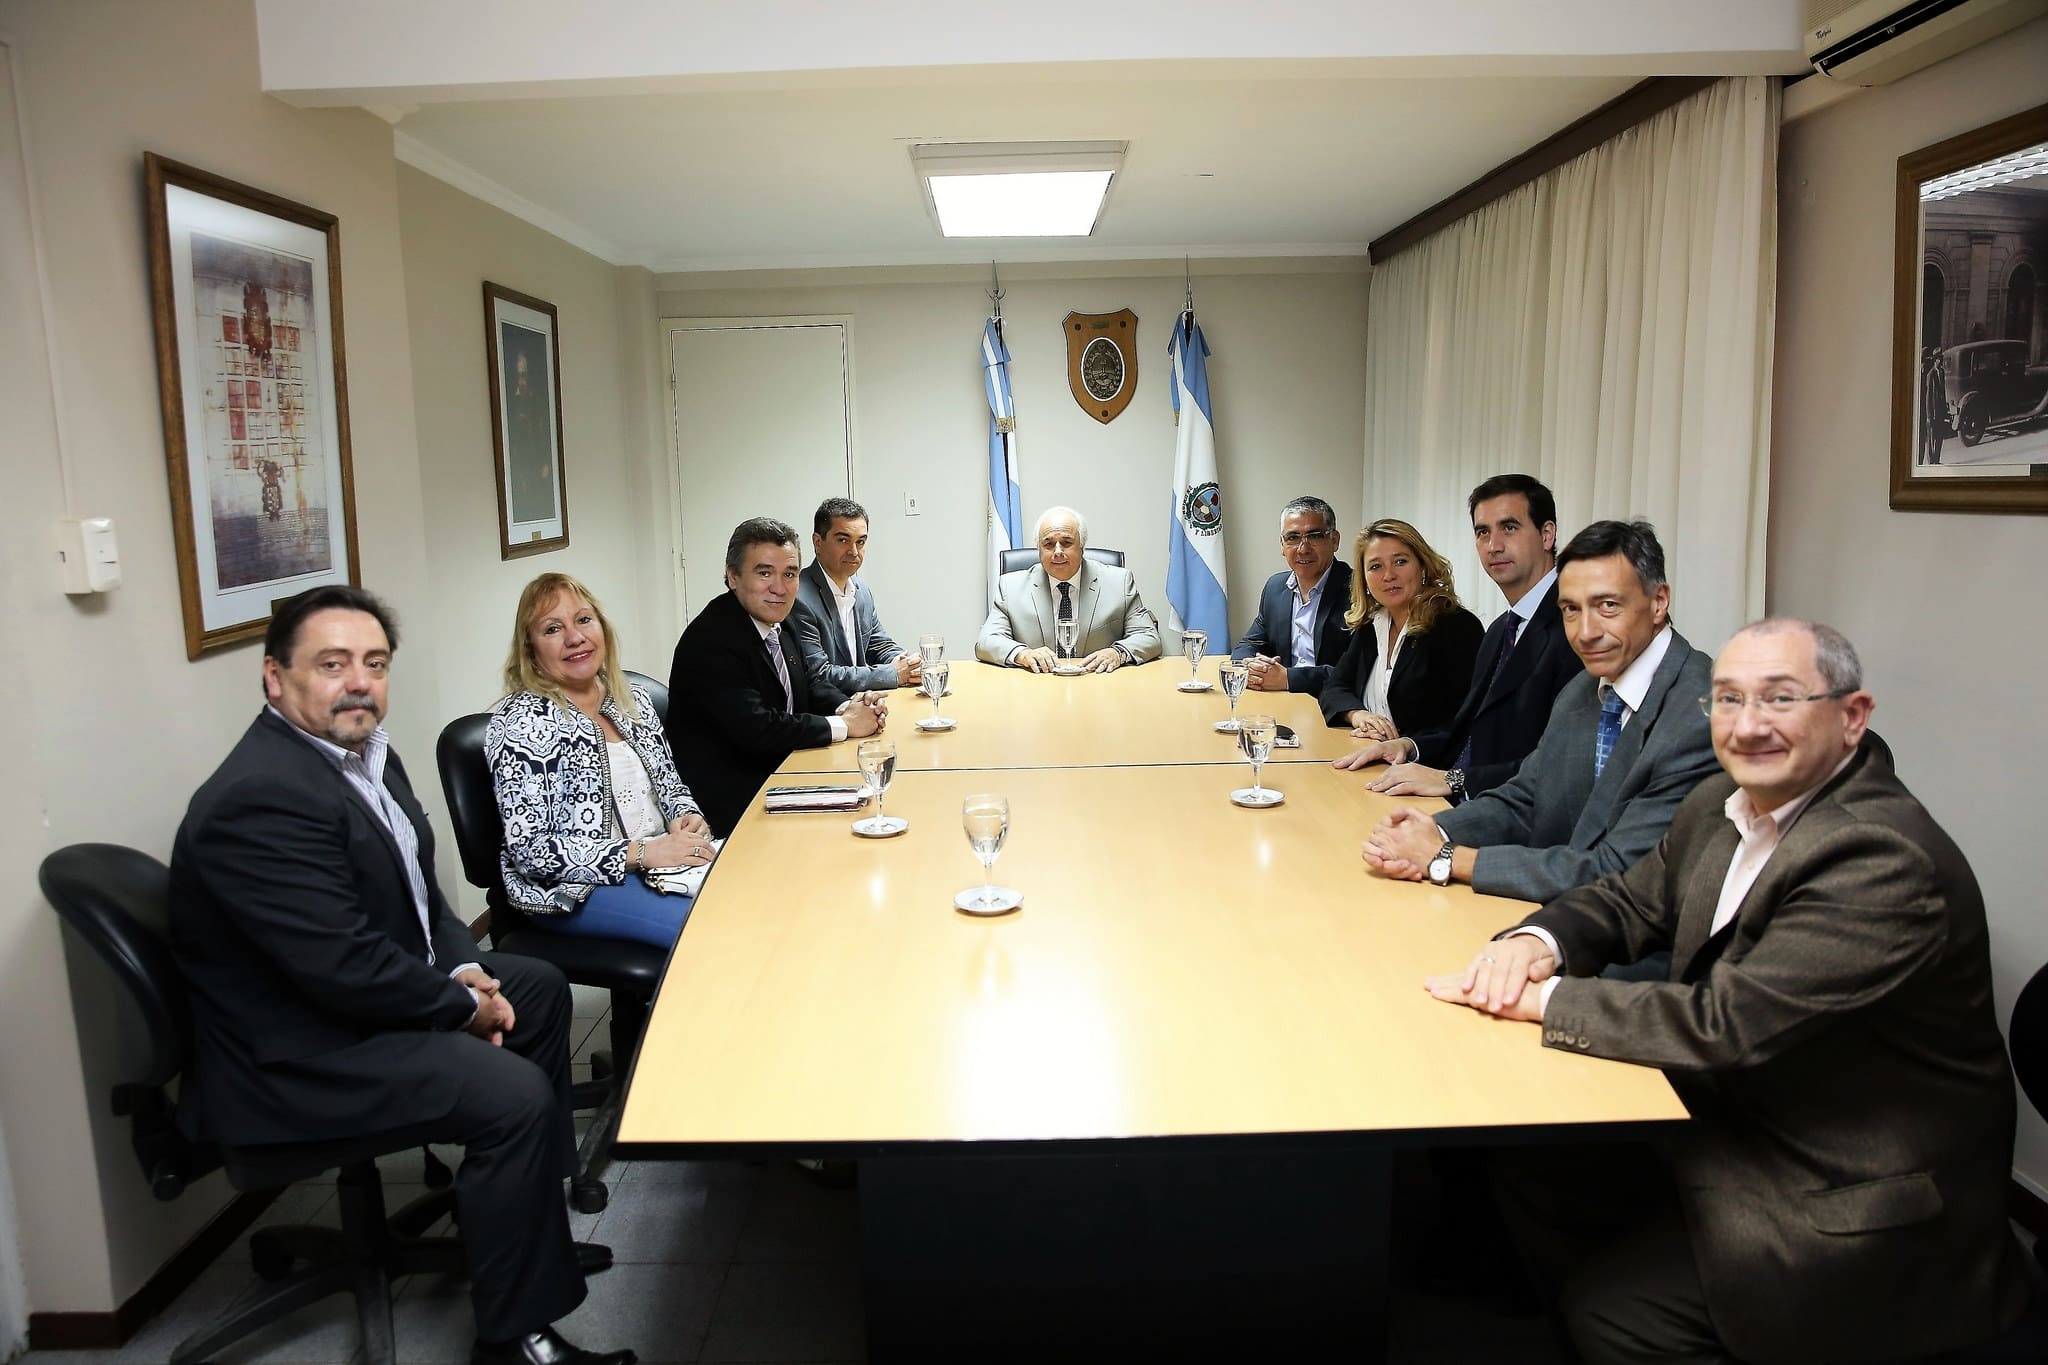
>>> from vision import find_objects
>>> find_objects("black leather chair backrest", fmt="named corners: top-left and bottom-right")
top-left (996, 546), bottom-right (1126, 576)
top-left (40, 843), bottom-right (188, 1090)
top-left (2011, 961), bottom-right (2048, 1123)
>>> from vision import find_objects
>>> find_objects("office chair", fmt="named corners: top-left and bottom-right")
top-left (434, 669), bottom-right (672, 1215)
top-left (996, 546), bottom-right (1126, 576)
top-left (39, 843), bottom-right (465, 1365)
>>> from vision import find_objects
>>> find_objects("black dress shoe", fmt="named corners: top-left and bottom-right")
top-left (574, 1241), bottom-right (614, 1274)
top-left (471, 1326), bottom-right (636, 1365)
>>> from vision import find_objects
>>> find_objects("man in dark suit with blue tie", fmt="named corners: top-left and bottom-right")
top-left (1231, 495), bottom-right (1354, 697)
top-left (666, 518), bottom-right (886, 834)
top-left (1336, 474), bottom-right (1578, 801)
top-left (791, 497), bottom-right (922, 694)
top-left (1362, 519), bottom-right (1719, 905)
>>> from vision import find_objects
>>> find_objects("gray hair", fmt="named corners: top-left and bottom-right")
top-left (1737, 618), bottom-right (1864, 692)
top-left (1035, 506), bottom-right (1087, 547)
top-left (1280, 495), bottom-right (1337, 534)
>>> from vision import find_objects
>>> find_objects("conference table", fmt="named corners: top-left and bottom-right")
top-left (617, 656), bottom-right (1687, 1362)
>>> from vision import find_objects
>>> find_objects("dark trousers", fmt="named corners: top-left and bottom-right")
top-left (1491, 1142), bottom-right (1735, 1364)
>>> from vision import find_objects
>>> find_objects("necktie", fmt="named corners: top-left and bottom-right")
top-left (765, 627), bottom-right (794, 714)
top-left (1057, 582), bottom-right (1074, 657)
top-left (1594, 685), bottom-right (1625, 780)
top-left (1452, 615), bottom-right (1522, 771)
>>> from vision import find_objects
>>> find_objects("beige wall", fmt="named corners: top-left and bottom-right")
top-left (654, 261), bottom-right (1371, 655)
top-left (1772, 17), bottom-right (2048, 1192)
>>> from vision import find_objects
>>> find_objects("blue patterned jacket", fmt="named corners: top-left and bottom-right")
top-left (485, 683), bottom-right (699, 914)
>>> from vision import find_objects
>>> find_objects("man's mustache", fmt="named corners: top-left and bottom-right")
top-left (332, 692), bottom-right (379, 714)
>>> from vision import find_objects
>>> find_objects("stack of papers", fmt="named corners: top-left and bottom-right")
top-left (762, 784), bottom-right (870, 813)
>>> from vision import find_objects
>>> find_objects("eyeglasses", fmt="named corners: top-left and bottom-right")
top-left (1280, 530), bottom-right (1336, 547)
top-left (1697, 688), bottom-right (1853, 718)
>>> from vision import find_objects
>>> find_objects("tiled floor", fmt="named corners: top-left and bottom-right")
top-left (13, 987), bottom-right (1574, 1364)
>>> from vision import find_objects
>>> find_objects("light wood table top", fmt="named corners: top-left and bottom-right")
top-left (620, 761), bottom-right (1687, 1149)
top-left (778, 654), bottom-right (1361, 773)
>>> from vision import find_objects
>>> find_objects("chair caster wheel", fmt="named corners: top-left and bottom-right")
top-left (250, 1233), bottom-right (294, 1282)
top-left (569, 1179), bottom-right (608, 1215)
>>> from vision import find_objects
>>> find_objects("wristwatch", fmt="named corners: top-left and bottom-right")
top-left (1427, 840), bottom-right (1456, 886)
top-left (1445, 769), bottom-right (1467, 804)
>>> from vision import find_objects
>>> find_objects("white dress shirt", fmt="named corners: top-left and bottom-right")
top-left (1599, 622), bottom-right (1674, 733)
top-left (826, 571), bottom-right (861, 666)
top-left (1288, 569), bottom-right (1330, 667)
top-left (1362, 613), bottom-right (1406, 718)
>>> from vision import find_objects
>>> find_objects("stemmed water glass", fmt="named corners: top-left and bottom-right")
top-left (955, 794), bottom-right (1021, 913)
top-left (1216, 660), bottom-right (1249, 731)
top-left (918, 634), bottom-right (945, 672)
top-left (1053, 616), bottom-right (1080, 670)
top-left (852, 738), bottom-right (906, 837)
top-left (1178, 629), bottom-right (1211, 692)
top-left (917, 660), bottom-right (954, 730)
top-left (1233, 714), bottom-right (1283, 807)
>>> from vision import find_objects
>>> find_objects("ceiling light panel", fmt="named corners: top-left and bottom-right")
top-left (911, 141), bottom-right (1125, 239)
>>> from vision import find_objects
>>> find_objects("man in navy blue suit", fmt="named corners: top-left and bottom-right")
top-left (1231, 495), bottom-right (1354, 697)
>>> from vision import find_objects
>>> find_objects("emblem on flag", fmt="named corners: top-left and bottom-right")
top-left (1181, 481), bottom-right (1222, 534)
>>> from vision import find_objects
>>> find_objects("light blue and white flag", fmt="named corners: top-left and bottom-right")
top-left (1166, 310), bottom-right (1227, 644)
top-left (981, 316), bottom-right (1024, 594)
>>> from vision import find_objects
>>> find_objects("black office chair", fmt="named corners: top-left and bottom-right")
top-left (996, 546), bottom-right (1126, 576)
top-left (39, 843), bottom-right (465, 1365)
top-left (435, 669), bottom-right (671, 1214)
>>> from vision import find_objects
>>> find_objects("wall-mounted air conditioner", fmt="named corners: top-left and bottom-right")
top-left (1804, 0), bottom-right (2048, 84)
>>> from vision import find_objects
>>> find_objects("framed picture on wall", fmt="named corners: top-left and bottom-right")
top-left (1891, 99), bottom-right (2048, 513)
top-left (483, 281), bottom-right (570, 558)
top-left (144, 153), bottom-right (360, 658)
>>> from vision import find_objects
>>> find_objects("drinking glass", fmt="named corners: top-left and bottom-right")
top-left (918, 634), bottom-right (945, 672)
top-left (1178, 629), bottom-right (1210, 692)
top-left (1217, 660), bottom-right (1249, 731)
top-left (1240, 714), bottom-right (1277, 803)
top-left (852, 738), bottom-right (905, 836)
top-left (918, 660), bottom-right (953, 730)
top-left (1054, 616), bottom-right (1079, 662)
top-left (956, 794), bottom-right (1020, 913)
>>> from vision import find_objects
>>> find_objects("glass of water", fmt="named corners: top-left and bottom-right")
top-left (919, 660), bottom-right (953, 729)
top-left (956, 794), bottom-right (1020, 914)
top-left (1054, 616), bottom-right (1079, 662)
top-left (852, 738), bottom-right (905, 837)
top-left (1217, 660), bottom-right (1249, 731)
top-left (1240, 714), bottom-right (1277, 803)
top-left (1181, 629), bottom-right (1208, 685)
top-left (918, 634), bottom-right (945, 672)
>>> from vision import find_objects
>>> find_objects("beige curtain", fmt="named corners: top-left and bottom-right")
top-left (1363, 76), bottom-right (1778, 654)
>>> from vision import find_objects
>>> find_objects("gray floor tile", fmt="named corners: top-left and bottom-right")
top-left (699, 1261), bottom-right (864, 1363)
top-left (114, 1261), bottom-right (364, 1363)
top-left (620, 1159), bottom-right (761, 1191)
top-left (582, 1167), bottom-right (753, 1264)
top-left (571, 983), bottom-right (610, 1018)
top-left (730, 1165), bottom-right (858, 1264)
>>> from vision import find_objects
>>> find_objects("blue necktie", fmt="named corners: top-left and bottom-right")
top-left (1453, 615), bottom-right (1521, 771)
top-left (1594, 686), bottom-right (1625, 780)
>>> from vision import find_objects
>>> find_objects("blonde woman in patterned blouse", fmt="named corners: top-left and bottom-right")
top-left (486, 573), bottom-right (713, 948)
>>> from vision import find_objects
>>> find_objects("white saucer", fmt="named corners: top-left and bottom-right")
top-left (1177, 680), bottom-right (1215, 692)
top-left (954, 886), bottom-right (1023, 915)
top-left (914, 716), bottom-right (957, 731)
top-left (1050, 664), bottom-right (1085, 676)
top-left (851, 815), bottom-right (910, 838)
top-left (1213, 718), bottom-right (1243, 732)
top-left (1228, 787), bottom-right (1285, 808)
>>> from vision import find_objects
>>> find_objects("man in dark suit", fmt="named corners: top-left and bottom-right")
top-left (791, 496), bottom-right (922, 694)
top-left (1231, 494), bottom-right (1353, 696)
top-left (1337, 474), bottom-right (1578, 801)
top-left (1363, 519), bottom-right (1718, 904)
top-left (169, 586), bottom-right (632, 1365)
top-left (667, 517), bottom-right (886, 833)
top-left (1426, 619), bottom-right (2031, 1363)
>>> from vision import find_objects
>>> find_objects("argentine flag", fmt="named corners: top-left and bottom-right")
top-left (1166, 311), bottom-right (1227, 644)
top-left (981, 317), bottom-right (1024, 593)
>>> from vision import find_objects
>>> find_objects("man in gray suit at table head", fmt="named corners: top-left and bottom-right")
top-left (791, 496), bottom-right (922, 692)
top-left (975, 505), bottom-right (1162, 673)
top-left (1421, 619), bottom-right (2031, 1363)
top-left (1362, 518), bottom-right (1718, 903)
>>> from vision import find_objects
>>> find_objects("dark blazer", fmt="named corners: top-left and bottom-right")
top-left (1528, 739), bottom-right (2031, 1363)
top-left (1437, 629), bottom-right (1718, 904)
top-left (1230, 560), bottom-right (1355, 692)
top-left (790, 559), bottom-right (907, 693)
top-left (1316, 603), bottom-right (1483, 736)
top-left (666, 589), bottom-right (852, 835)
top-left (168, 710), bottom-right (482, 1145)
top-left (1408, 577), bottom-right (1579, 797)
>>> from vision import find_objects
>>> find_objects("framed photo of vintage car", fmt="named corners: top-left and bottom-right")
top-left (484, 281), bottom-right (570, 558)
top-left (144, 154), bottom-right (361, 658)
top-left (1891, 99), bottom-right (2048, 513)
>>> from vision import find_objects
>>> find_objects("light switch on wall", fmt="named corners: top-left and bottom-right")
top-left (904, 492), bottom-right (922, 516)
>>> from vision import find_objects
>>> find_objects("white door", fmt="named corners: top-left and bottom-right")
top-left (665, 317), bottom-right (854, 627)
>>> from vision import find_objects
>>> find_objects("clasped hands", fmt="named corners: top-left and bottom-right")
top-left (839, 690), bottom-right (890, 736)
top-left (1422, 933), bottom-right (1554, 1023)
top-left (455, 965), bottom-right (517, 1046)
top-left (1242, 654), bottom-right (1290, 691)
top-left (1015, 646), bottom-right (1124, 673)
top-left (637, 811), bottom-right (717, 869)
top-left (1331, 737), bottom-right (1453, 798)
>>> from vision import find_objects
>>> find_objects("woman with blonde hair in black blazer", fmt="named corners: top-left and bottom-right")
top-left (1318, 517), bottom-right (1483, 740)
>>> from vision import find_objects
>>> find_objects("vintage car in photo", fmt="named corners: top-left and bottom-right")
top-left (1924, 339), bottom-right (2048, 460)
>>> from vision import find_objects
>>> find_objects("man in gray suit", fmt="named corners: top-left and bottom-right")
top-left (1362, 519), bottom-right (1717, 903)
top-left (1425, 619), bottom-right (2031, 1363)
top-left (975, 506), bottom-right (1161, 672)
top-left (791, 496), bottom-right (922, 693)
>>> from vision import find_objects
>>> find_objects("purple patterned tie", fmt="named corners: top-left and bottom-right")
top-left (765, 627), bottom-right (794, 714)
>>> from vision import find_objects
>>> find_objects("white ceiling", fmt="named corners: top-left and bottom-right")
top-left (256, 0), bottom-right (1811, 273)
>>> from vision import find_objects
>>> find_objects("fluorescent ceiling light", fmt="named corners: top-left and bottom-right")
top-left (912, 141), bottom-right (1124, 239)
